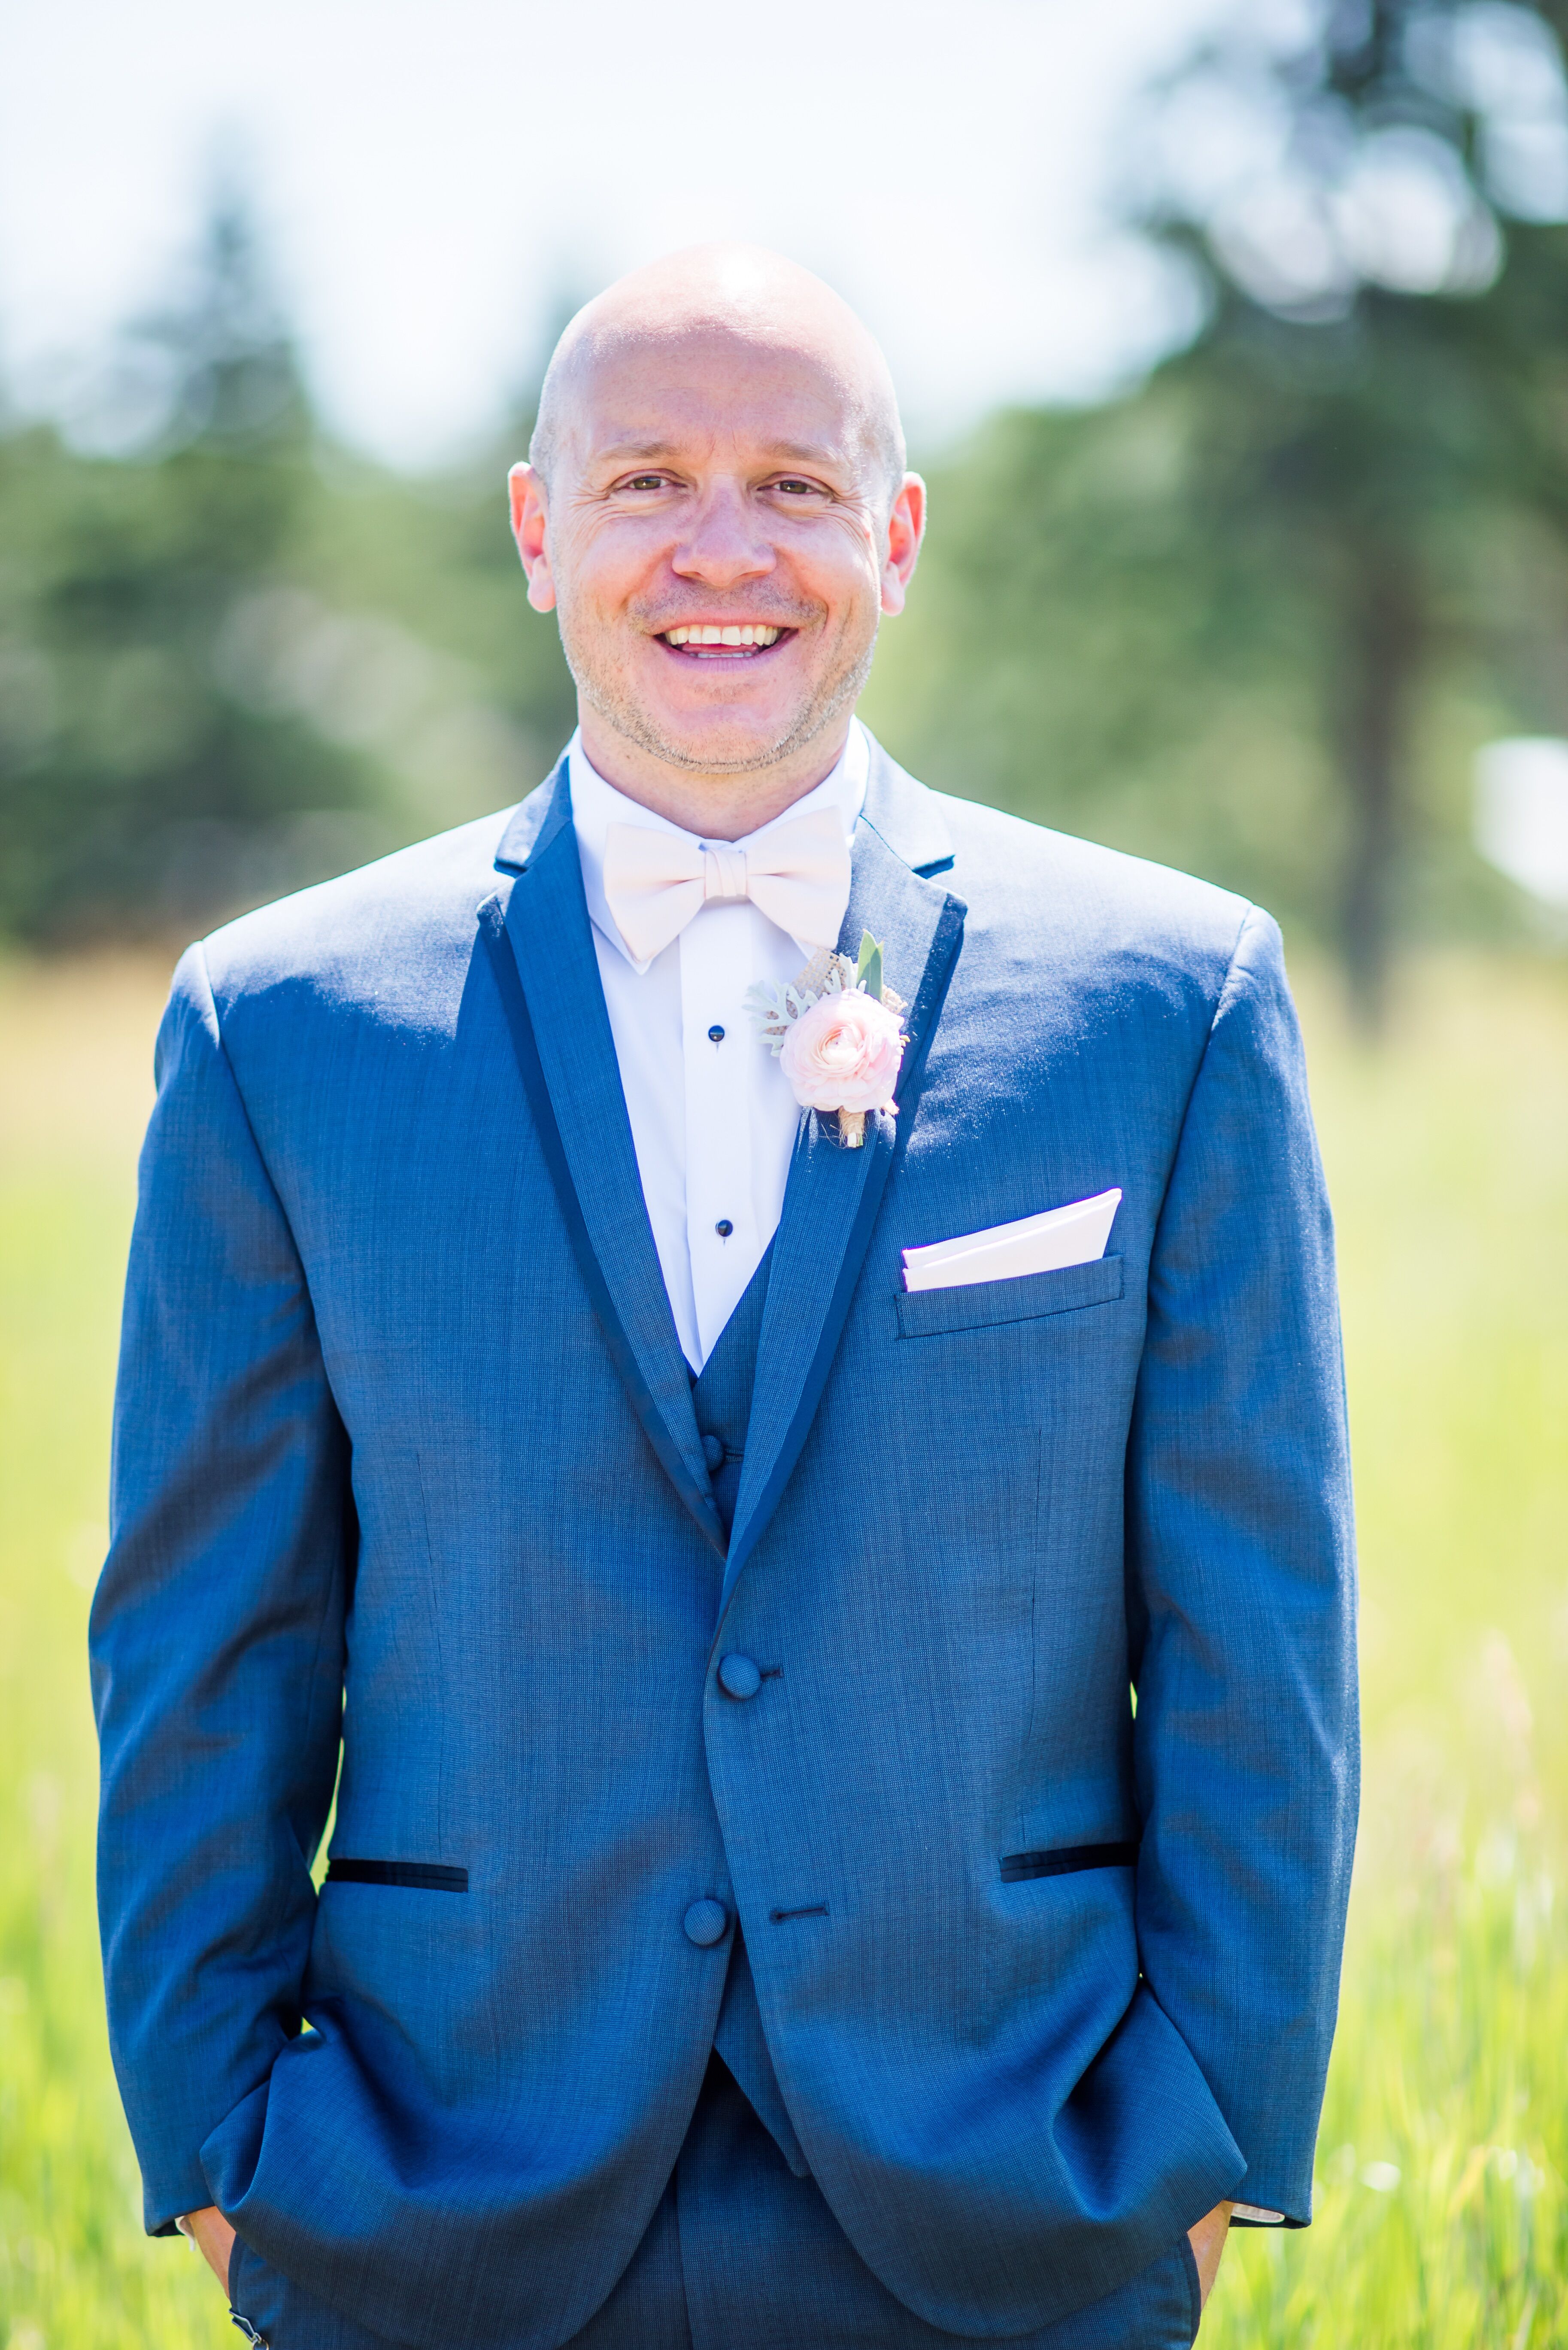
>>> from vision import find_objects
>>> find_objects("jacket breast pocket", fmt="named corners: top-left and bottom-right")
top-left (895, 1254), bottom-right (1125, 1341)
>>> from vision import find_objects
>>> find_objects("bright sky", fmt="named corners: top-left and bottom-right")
top-left (0, 0), bottom-right (1229, 470)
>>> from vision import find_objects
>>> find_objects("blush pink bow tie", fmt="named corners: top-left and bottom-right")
top-left (601, 807), bottom-right (852, 965)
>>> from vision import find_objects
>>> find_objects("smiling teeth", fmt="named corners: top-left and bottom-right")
top-left (664, 624), bottom-right (781, 647)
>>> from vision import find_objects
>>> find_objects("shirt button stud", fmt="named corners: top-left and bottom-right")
top-left (708, 1024), bottom-right (725, 1043)
top-left (683, 1898), bottom-right (730, 1947)
top-left (718, 1653), bottom-right (762, 1700)
top-left (701, 1432), bottom-right (725, 1473)
top-left (715, 1219), bottom-right (734, 1239)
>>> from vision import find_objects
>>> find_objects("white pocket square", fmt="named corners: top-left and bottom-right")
top-left (901, 1188), bottom-right (1122, 1294)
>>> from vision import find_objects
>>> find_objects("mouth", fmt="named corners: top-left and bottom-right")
top-left (657, 623), bottom-right (796, 660)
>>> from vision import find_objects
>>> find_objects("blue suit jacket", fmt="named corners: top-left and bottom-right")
top-left (92, 739), bottom-right (1358, 2346)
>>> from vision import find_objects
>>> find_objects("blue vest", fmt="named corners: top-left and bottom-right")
top-left (691, 1246), bottom-right (809, 2177)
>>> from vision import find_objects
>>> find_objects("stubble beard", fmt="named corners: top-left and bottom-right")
top-left (558, 605), bottom-right (878, 777)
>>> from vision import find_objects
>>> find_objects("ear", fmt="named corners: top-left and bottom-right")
top-left (509, 463), bottom-right (557, 613)
top-left (880, 474), bottom-right (926, 618)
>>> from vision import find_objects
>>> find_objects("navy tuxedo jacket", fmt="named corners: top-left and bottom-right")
top-left (92, 740), bottom-right (1358, 2346)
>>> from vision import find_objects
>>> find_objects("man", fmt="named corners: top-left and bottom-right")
top-left (93, 245), bottom-right (1358, 2350)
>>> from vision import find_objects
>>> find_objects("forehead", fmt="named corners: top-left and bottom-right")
top-left (568, 324), bottom-right (870, 474)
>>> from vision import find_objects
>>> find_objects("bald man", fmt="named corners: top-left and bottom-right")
top-left (94, 246), bottom-right (1357, 2350)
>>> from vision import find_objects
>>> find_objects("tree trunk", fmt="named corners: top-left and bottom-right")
top-left (1334, 551), bottom-right (1423, 1026)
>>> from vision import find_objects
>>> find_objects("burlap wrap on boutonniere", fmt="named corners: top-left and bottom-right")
top-left (745, 932), bottom-right (907, 1148)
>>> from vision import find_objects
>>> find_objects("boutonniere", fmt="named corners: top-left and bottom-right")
top-left (745, 932), bottom-right (907, 1149)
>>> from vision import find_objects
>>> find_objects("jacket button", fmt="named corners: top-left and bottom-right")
top-left (718, 1653), bottom-right (762, 1700)
top-left (683, 1898), bottom-right (730, 1947)
top-left (701, 1432), bottom-right (725, 1473)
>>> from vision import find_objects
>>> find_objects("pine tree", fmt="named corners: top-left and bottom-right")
top-left (0, 194), bottom-right (372, 942)
top-left (1137, 0), bottom-right (1568, 1010)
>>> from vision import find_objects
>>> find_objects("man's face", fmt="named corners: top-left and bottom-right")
top-left (510, 328), bottom-right (922, 777)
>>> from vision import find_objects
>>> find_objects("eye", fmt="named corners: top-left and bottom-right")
top-left (622, 473), bottom-right (672, 492)
top-left (772, 477), bottom-right (823, 498)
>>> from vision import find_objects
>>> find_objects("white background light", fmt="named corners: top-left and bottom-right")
top-left (1474, 737), bottom-right (1568, 908)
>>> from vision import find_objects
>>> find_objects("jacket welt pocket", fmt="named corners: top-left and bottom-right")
top-left (1000, 1840), bottom-right (1138, 1883)
top-left (325, 1858), bottom-right (467, 1892)
top-left (895, 1254), bottom-right (1125, 1341)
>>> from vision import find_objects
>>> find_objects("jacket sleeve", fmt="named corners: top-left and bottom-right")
top-left (1125, 905), bottom-right (1358, 2227)
top-left (90, 943), bottom-right (349, 2235)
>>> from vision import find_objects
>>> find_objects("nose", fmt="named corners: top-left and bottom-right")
top-left (670, 480), bottom-right (776, 590)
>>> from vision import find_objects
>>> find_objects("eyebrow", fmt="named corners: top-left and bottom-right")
top-left (773, 442), bottom-right (847, 469)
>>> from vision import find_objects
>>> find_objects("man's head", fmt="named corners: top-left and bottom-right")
top-left (509, 244), bottom-right (924, 834)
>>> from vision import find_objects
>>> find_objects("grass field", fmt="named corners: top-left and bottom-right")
top-left (1, 947), bottom-right (1566, 2349)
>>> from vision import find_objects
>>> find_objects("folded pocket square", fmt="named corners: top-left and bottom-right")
top-left (901, 1188), bottom-right (1122, 1293)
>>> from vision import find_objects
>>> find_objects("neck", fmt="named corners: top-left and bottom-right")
top-left (576, 710), bottom-right (854, 840)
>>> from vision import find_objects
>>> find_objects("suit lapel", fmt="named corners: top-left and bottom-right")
top-left (481, 760), bottom-right (724, 1554)
top-left (719, 752), bottom-right (966, 1611)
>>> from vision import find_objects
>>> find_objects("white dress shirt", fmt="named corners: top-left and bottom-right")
top-left (570, 721), bottom-right (869, 1373)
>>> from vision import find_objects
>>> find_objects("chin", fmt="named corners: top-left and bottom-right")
top-left (638, 706), bottom-right (807, 774)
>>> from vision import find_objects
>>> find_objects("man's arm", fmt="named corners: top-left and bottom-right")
top-left (90, 943), bottom-right (349, 2238)
top-left (1126, 905), bottom-right (1359, 2227)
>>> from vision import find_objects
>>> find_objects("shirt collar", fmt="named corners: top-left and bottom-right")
top-left (570, 719), bottom-right (870, 975)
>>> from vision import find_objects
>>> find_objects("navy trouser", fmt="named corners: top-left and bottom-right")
top-left (227, 2062), bottom-right (1202, 2350)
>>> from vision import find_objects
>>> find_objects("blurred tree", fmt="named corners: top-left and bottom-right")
top-left (0, 195), bottom-right (383, 942)
top-left (1146, 0), bottom-right (1568, 1010)
top-left (298, 379), bottom-right (577, 786)
top-left (0, 203), bottom-right (582, 944)
top-left (867, 0), bottom-right (1568, 1013)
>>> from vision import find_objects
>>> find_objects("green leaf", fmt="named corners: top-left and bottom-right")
top-left (855, 931), bottom-right (883, 1001)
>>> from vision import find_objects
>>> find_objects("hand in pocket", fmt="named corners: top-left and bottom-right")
top-left (179, 2204), bottom-right (236, 2295)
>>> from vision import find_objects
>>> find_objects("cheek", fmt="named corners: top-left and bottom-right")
top-left (558, 522), bottom-right (669, 619)
top-left (785, 516), bottom-right (883, 607)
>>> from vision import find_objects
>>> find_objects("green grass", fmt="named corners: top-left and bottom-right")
top-left (2, 948), bottom-right (1566, 2348)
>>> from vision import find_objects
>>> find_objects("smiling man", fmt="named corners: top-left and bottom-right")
top-left (93, 246), bottom-right (1358, 2350)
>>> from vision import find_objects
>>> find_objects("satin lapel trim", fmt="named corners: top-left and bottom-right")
top-left (479, 817), bottom-right (723, 1554)
top-left (718, 823), bottom-right (967, 1612)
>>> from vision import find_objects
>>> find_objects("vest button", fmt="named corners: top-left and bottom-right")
top-left (701, 1432), bottom-right (725, 1473)
top-left (718, 1653), bottom-right (762, 1700)
top-left (683, 1898), bottom-right (730, 1947)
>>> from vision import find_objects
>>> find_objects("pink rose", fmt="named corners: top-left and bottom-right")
top-left (779, 987), bottom-right (905, 1114)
